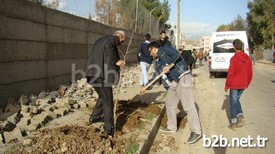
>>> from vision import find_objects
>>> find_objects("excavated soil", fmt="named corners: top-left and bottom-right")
top-left (6, 100), bottom-right (161, 154)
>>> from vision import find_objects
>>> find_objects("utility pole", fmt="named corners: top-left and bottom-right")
top-left (177, 0), bottom-right (181, 49)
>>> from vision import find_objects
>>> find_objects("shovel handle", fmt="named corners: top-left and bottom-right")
top-left (143, 63), bottom-right (174, 90)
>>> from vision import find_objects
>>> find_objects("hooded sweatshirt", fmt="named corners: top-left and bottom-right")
top-left (225, 51), bottom-right (253, 90)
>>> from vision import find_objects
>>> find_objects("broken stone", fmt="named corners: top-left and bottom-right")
top-left (0, 134), bottom-right (3, 146)
top-left (38, 91), bottom-right (47, 98)
top-left (26, 124), bottom-right (40, 131)
top-left (29, 106), bottom-right (38, 114)
top-left (65, 105), bottom-right (72, 110)
top-left (20, 111), bottom-right (32, 118)
top-left (36, 98), bottom-right (51, 107)
top-left (44, 110), bottom-right (59, 119)
top-left (3, 128), bottom-right (23, 143)
top-left (6, 113), bottom-right (20, 124)
top-left (77, 78), bottom-right (87, 88)
top-left (19, 95), bottom-right (29, 105)
top-left (86, 101), bottom-right (96, 108)
top-left (53, 108), bottom-right (68, 116)
top-left (55, 98), bottom-right (69, 108)
top-left (72, 104), bottom-right (79, 109)
top-left (22, 138), bottom-right (33, 146)
top-left (49, 91), bottom-right (60, 99)
top-left (16, 117), bottom-right (31, 130)
top-left (58, 85), bottom-right (67, 96)
top-left (21, 105), bottom-right (30, 113)
top-left (78, 101), bottom-right (87, 108)
top-left (92, 92), bottom-right (99, 99)
top-left (68, 99), bottom-right (76, 105)
top-left (44, 105), bottom-right (55, 112)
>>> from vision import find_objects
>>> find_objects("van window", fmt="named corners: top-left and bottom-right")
top-left (213, 39), bottom-right (235, 53)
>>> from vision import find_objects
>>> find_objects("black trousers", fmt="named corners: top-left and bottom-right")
top-left (91, 82), bottom-right (114, 134)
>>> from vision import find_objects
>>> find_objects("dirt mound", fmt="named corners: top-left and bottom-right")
top-left (6, 100), bottom-right (162, 154)
top-left (13, 125), bottom-right (128, 153)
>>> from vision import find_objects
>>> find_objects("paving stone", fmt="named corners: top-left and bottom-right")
top-left (29, 106), bottom-right (38, 114)
top-left (53, 108), bottom-right (69, 116)
top-left (0, 134), bottom-right (4, 146)
top-left (44, 105), bottom-right (55, 112)
top-left (16, 117), bottom-right (31, 130)
top-left (78, 101), bottom-right (87, 108)
top-left (38, 91), bottom-right (47, 98)
top-left (86, 100), bottom-right (96, 108)
top-left (68, 99), bottom-right (76, 105)
top-left (36, 98), bottom-right (51, 107)
top-left (22, 138), bottom-right (33, 146)
top-left (73, 104), bottom-right (79, 109)
top-left (44, 111), bottom-right (59, 119)
top-left (6, 113), bottom-right (20, 124)
top-left (65, 105), bottom-right (72, 110)
top-left (21, 105), bottom-right (30, 113)
top-left (26, 124), bottom-right (40, 131)
top-left (55, 98), bottom-right (69, 108)
top-left (49, 91), bottom-right (60, 99)
top-left (19, 95), bottom-right (29, 105)
top-left (3, 128), bottom-right (23, 143)
top-left (20, 111), bottom-right (32, 118)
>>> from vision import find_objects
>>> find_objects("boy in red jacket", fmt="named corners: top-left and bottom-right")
top-left (225, 39), bottom-right (253, 130)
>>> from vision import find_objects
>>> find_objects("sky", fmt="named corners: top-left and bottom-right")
top-left (45, 0), bottom-right (250, 39)
top-left (168, 0), bottom-right (250, 39)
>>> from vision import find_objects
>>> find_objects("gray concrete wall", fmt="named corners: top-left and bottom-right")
top-left (0, 0), bottom-right (143, 107)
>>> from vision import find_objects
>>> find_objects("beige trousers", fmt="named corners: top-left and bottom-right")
top-left (165, 74), bottom-right (202, 134)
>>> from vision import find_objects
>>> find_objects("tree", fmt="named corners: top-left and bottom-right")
top-left (216, 15), bottom-right (246, 32)
top-left (140, 0), bottom-right (171, 30)
top-left (95, 0), bottom-right (171, 33)
top-left (247, 0), bottom-right (275, 49)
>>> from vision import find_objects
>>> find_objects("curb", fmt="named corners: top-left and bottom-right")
top-left (139, 105), bottom-right (166, 153)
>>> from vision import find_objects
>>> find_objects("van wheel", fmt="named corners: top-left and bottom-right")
top-left (209, 72), bottom-right (216, 78)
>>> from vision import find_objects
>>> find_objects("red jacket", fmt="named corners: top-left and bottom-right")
top-left (225, 51), bottom-right (253, 90)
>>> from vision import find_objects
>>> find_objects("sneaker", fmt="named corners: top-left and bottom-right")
top-left (187, 132), bottom-right (202, 144)
top-left (159, 127), bottom-right (176, 133)
top-left (237, 115), bottom-right (245, 127)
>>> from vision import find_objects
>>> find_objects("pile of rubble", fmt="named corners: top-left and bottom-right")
top-left (0, 64), bottom-right (142, 146)
top-left (0, 78), bottom-right (97, 145)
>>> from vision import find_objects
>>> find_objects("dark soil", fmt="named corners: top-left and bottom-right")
top-left (6, 100), bottom-right (161, 154)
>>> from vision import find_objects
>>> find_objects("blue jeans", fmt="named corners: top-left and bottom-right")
top-left (230, 89), bottom-right (244, 124)
top-left (140, 61), bottom-right (150, 86)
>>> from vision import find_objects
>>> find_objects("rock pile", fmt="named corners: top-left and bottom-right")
top-left (0, 64), bottom-right (143, 145)
top-left (0, 78), bottom-right (97, 144)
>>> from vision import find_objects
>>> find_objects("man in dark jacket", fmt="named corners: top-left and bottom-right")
top-left (225, 39), bottom-right (253, 130)
top-left (141, 42), bottom-right (202, 144)
top-left (85, 30), bottom-right (126, 137)
top-left (179, 49), bottom-right (195, 74)
top-left (138, 33), bottom-right (153, 86)
top-left (157, 31), bottom-right (172, 47)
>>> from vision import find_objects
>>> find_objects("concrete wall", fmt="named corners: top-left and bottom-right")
top-left (0, 0), bottom-right (143, 107)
